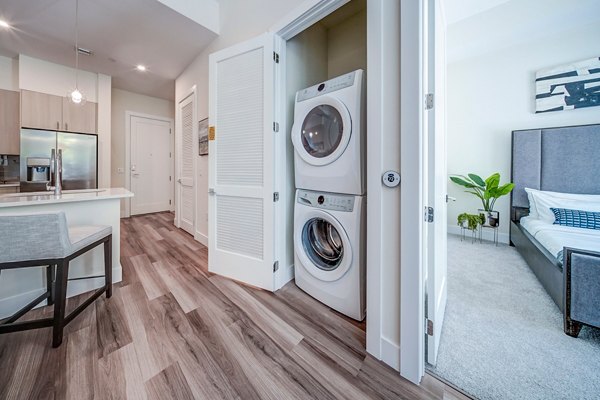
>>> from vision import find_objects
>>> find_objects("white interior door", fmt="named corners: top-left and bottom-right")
top-left (425, 0), bottom-right (448, 366)
top-left (208, 33), bottom-right (277, 291)
top-left (177, 93), bottom-right (195, 235)
top-left (130, 116), bottom-right (172, 215)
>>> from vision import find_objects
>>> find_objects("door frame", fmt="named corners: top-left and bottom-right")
top-left (124, 111), bottom-right (174, 218)
top-left (174, 86), bottom-right (198, 233)
top-left (269, 0), bottom-right (406, 380)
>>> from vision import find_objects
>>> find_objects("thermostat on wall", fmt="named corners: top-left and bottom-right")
top-left (382, 171), bottom-right (400, 188)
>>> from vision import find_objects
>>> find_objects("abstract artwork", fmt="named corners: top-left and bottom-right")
top-left (535, 57), bottom-right (600, 113)
top-left (198, 118), bottom-right (209, 156)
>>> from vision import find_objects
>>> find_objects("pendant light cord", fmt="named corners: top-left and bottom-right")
top-left (75, 0), bottom-right (79, 87)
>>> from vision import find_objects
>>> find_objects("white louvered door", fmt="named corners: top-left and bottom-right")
top-left (177, 93), bottom-right (195, 235)
top-left (208, 33), bottom-right (276, 290)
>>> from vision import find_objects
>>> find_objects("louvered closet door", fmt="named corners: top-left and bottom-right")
top-left (208, 33), bottom-right (276, 290)
top-left (177, 94), bottom-right (195, 235)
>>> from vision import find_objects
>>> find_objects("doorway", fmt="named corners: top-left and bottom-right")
top-left (125, 112), bottom-right (174, 217)
top-left (176, 90), bottom-right (197, 235)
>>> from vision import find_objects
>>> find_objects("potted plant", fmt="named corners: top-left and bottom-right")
top-left (450, 173), bottom-right (515, 227)
top-left (457, 212), bottom-right (484, 231)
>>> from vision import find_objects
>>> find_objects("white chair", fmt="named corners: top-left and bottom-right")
top-left (0, 212), bottom-right (112, 347)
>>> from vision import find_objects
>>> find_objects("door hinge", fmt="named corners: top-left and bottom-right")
top-left (426, 319), bottom-right (434, 336)
top-left (273, 261), bottom-right (279, 272)
top-left (273, 122), bottom-right (279, 132)
top-left (273, 51), bottom-right (280, 63)
top-left (169, 199), bottom-right (172, 205)
top-left (169, 152), bottom-right (172, 158)
top-left (425, 206), bottom-right (434, 223)
top-left (169, 176), bottom-right (172, 181)
top-left (170, 128), bottom-right (172, 134)
top-left (425, 93), bottom-right (434, 110)
top-left (273, 192), bottom-right (279, 202)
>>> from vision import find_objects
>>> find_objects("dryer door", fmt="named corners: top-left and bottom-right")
top-left (292, 96), bottom-right (352, 166)
top-left (295, 209), bottom-right (353, 282)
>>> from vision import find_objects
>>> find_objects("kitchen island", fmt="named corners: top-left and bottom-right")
top-left (0, 188), bottom-right (133, 318)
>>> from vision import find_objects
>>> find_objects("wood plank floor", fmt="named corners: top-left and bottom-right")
top-left (0, 212), bottom-right (470, 400)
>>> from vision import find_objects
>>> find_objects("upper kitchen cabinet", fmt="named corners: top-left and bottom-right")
top-left (62, 98), bottom-right (97, 134)
top-left (20, 90), bottom-right (97, 134)
top-left (0, 89), bottom-right (21, 155)
top-left (21, 90), bottom-right (63, 131)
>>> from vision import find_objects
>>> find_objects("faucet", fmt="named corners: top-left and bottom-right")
top-left (46, 149), bottom-right (62, 196)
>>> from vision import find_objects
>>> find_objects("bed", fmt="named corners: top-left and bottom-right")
top-left (510, 124), bottom-right (600, 337)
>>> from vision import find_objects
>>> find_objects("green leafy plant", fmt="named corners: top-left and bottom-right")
top-left (450, 173), bottom-right (515, 211)
top-left (457, 212), bottom-right (485, 231)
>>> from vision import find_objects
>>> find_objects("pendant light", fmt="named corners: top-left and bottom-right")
top-left (68, 0), bottom-right (86, 105)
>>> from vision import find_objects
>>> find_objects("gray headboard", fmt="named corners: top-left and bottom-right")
top-left (511, 124), bottom-right (600, 218)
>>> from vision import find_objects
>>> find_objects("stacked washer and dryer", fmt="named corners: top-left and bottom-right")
top-left (291, 69), bottom-right (366, 321)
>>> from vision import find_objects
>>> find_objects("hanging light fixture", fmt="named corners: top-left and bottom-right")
top-left (68, 0), bottom-right (86, 105)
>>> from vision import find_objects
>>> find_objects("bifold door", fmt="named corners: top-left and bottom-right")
top-left (208, 33), bottom-right (278, 290)
top-left (177, 94), bottom-right (195, 235)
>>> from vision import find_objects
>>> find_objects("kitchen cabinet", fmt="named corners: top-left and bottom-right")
top-left (62, 98), bottom-right (97, 134)
top-left (21, 90), bottom-right (63, 131)
top-left (0, 89), bottom-right (20, 155)
top-left (0, 186), bottom-right (19, 195)
top-left (21, 90), bottom-right (97, 134)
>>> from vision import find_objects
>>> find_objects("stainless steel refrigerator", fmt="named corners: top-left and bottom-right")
top-left (20, 129), bottom-right (97, 192)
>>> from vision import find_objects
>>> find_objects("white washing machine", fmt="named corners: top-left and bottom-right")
top-left (294, 189), bottom-right (365, 321)
top-left (291, 69), bottom-right (365, 195)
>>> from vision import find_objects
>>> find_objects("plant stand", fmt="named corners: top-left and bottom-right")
top-left (479, 224), bottom-right (499, 246)
top-left (460, 226), bottom-right (479, 243)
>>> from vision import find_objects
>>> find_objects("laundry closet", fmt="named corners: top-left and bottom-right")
top-left (284, 0), bottom-right (367, 321)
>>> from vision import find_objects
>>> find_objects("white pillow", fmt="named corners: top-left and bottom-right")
top-left (525, 188), bottom-right (600, 223)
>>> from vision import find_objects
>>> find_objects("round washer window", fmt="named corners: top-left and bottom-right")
top-left (301, 105), bottom-right (344, 158)
top-left (302, 217), bottom-right (344, 271)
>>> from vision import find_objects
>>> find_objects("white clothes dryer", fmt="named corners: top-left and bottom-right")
top-left (291, 70), bottom-right (365, 195)
top-left (294, 189), bottom-right (365, 321)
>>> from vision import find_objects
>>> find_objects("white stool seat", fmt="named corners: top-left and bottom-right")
top-left (68, 225), bottom-right (112, 255)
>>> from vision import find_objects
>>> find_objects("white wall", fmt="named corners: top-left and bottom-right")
top-left (447, 22), bottom-right (600, 241)
top-left (175, 0), bottom-right (301, 242)
top-left (0, 55), bottom-right (19, 91)
top-left (17, 55), bottom-right (112, 187)
top-left (111, 88), bottom-right (175, 214)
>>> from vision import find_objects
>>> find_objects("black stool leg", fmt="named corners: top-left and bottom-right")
top-left (52, 260), bottom-right (69, 348)
top-left (104, 235), bottom-right (112, 298)
top-left (46, 265), bottom-right (55, 306)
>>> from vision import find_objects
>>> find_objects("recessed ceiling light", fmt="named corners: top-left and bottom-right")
top-left (136, 65), bottom-right (147, 72)
top-left (0, 20), bottom-right (10, 29)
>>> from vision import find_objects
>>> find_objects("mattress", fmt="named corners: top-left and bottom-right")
top-left (520, 216), bottom-right (600, 265)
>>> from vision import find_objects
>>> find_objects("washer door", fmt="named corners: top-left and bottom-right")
top-left (295, 209), bottom-right (353, 282)
top-left (292, 96), bottom-right (352, 166)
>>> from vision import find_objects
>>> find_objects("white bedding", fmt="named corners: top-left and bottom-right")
top-left (520, 216), bottom-right (600, 261)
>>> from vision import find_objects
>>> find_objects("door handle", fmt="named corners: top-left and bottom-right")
top-left (208, 188), bottom-right (216, 195)
top-left (446, 195), bottom-right (456, 203)
top-left (177, 178), bottom-right (182, 183)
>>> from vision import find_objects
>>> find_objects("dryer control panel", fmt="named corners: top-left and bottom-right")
top-left (297, 189), bottom-right (355, 212)
top-left (296, 71), bottom-right (357, 102)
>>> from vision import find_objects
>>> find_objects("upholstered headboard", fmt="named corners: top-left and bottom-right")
top-left (511, 124), bottom-right (600, 220)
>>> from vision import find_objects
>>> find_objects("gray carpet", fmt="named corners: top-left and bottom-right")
top-left (429, 235), bottom-right (600, 400)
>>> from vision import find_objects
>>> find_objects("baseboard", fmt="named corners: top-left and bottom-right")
top-left (380, 336), bottom-right (401, 371)
top-left (194, 231), bottom-right (208, 247)
top-left (0, 265), bottom-right (122, 319)
top-left (447, 225), bottom-right (509, 244)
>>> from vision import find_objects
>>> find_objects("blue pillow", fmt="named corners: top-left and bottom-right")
top-left (551, 208), bottom-right (600, 230)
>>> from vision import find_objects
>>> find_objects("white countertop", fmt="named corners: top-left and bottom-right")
top-left (0, 183), bottom-right (20, 188)
top-left (0, 188), bottom-right (133, 208)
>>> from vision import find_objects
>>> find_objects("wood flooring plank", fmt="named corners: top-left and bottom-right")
top-left (210, 275), bottom-right (304, 351)
top-left (145, 362), bottom-right (194, 400)
top-left (95, 287), bottom-right (133, 358)
top-left (130, 254), bottom-right (169, 300)
top-left (66, 325), bottom-right (97, 400)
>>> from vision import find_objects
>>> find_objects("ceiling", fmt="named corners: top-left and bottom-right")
top-left (0, 0), bottom-right (219, 100)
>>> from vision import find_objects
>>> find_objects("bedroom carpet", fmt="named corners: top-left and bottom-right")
top-left (428, 234), bottom-right (600, 400)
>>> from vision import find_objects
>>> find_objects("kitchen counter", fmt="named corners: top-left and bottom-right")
top-left (0, 187), bottom-right (132, 208)
top-left (0, 188), bottom-right (133, 319)
top-left (0, 183), bottom-right (19, 188)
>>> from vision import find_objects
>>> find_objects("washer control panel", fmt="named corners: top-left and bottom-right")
top-left (296, 71), bottom-right (357, 102)
top-left (297, 189), bottom-right (355, 212)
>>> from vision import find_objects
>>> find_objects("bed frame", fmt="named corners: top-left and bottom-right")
top-left (510, 124), bottom-right (600, 337)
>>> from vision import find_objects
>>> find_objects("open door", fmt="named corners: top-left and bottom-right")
top-left (425, 0), bottom-right (448, 366)
top-left (208, 33), bottom-right (278, 291)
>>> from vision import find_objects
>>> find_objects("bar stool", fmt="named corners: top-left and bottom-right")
top-left (0, 212), bottom-right (112, 347)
